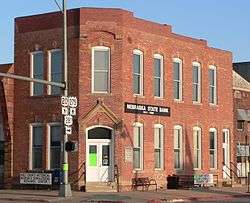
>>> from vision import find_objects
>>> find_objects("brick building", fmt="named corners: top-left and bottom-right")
top-left (233, 70), bottom-right (250, 179)
top-left (1, 7), bottom-right (233, 191)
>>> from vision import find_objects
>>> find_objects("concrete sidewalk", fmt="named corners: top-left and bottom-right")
top-left (0, 187), bottom-right (250, 202)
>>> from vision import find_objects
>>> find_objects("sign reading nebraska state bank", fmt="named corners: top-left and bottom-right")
top-left (124, 102), bottom-right (170, 117)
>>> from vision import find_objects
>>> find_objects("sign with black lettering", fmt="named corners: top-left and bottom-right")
top-left (20, 173), bottom-right (52, 185)
top-left (124, 102), bottom-right (170, 117)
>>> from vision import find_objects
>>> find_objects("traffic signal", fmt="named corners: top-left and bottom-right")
top-left (65, 141), bottom-right (78, 152)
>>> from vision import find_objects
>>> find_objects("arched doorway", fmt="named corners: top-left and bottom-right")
top-left (86, 126), bottom-right (114, 182)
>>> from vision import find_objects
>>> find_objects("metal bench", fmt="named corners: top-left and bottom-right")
top-left (131, 177), bottom-right (157, 191)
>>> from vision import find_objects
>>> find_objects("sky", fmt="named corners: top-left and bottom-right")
top-left (0, 0), bottom-right (250, 64)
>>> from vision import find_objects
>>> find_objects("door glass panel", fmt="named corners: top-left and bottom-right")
top-left (89, 145), bottom-right (97, 166)
top-left (102, 145), bottom-right (110, 166)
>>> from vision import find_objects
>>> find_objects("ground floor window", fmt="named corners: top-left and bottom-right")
top-left (49, 124), bottom-right (61, 169)
top-left (174, 125), bottom-right (183, 169)
top-left (133, 122), bottom-right (143, 170)
top-left (31, 124), bottom-right (43, 169)
top-left (154, 124), bottom-right (164, 169)
top-left (193, 127), bottom-right (201, 169)
top-left (209, 128), bottom-right (217, 169)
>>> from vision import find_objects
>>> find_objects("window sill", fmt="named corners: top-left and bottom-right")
top-left (154, 97), bottom-right (164, 100)
top-left (193, 101), bottom-right (202, 105)
top-left (209, 103), bottom-right (218, 108)
top-left (29, 95), bottom-right (61, 99)
top-left (133, 94), bottom-right (145, 98)
top-left (174, 99), bottom-right (184, 103)
top-left (154, 168), bottom-right (164, 171)
top-left (193, 168), bottom-right (201, 171)
top-left (133, 169), bottom-right (143, 173)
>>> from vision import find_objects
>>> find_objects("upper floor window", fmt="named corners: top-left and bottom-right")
top-left (193, 127), bottom-right (201, 169)
top-left (30, 124), bottom-right (43, 170)
top-left (192, 62), bottom-right (201, 103)
top-left (173, 58), bottom-right (182, 100)
top-left (92, 46), bottom-right (110, 93)
top-left (133, 122), bottom-right (143, 170)
top-left (154, 124), bottom-right (164, 169)
top-left (174, 125), bottom-right (183, 169)
top-left (48, 49), bottom-right (63, 95)
top-left (209, 128), bottom-right (217, 169)
top-left (209, 65), bottom-right (217, 104)
top-left (31, 52), bottom-right (44, 96)
top-left (133, 50), bottom-right (143, 95)
top-left (154, 54), bottom-right (164, 98)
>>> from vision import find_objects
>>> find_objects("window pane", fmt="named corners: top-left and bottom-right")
top-left (133, 74), bottom-right (140, 94)
top-left (210, 132), bottom-right (215, 149)
top-left (237, 121), bottom-right (244, 130)
top-left (33, 52), bottom-right (44, 75)
top-left (33, 126), bottom-right (43, 146)
top-left (209, 86), bottom-right (215, 103)
top-left (94, 50), bottom-right (109, 71)
top-left (192, 66), bottom-right (199, 83)
top-left (174, 129), bottom-right (180, 149)
top-left (134, 127), bottom-right (140, 147)
top-left (102, 145), bottom-right (110, 166)
top-left (51, 126), bottom-right (61, 146)
top-left (133, 148), bottom-right (140, 169)
top-left (174, 150), bottom-right (180, 168)
top-left (173, 62), bottom-right (180, 80)
top-left (154, 128), bottom-right (161, 148)
top-left (133, 54), bottom-right (140, 74)
top-left (94, 72), bottom-right (108, 92)
top-left (51, 148), bottom-right (60, 169)
top-left (154, 78), bottom-right (160, 97)
top-left (210, 151), bottom-right (215, 168)
top-left (154, 58), bottom-right (161, 77)
top-left (209, 69), bottom-right (215, 86)
top-left (155, 149), bottom-right (161, 168)
top-left (33, 148), bottom-right (42, 169)
top-left (51, 51), bottom-right (63, 74)
top-left (174, 81), bottom-right (180, 99)
top-left (193, 84), bottom-right (198, 101)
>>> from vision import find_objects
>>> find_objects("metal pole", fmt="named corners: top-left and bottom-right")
top-left (59, 0), bottom-right (72, 197)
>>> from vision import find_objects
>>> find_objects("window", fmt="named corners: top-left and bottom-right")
top-left (209, 65), bottom-right (217, 104)
top-left (48, 124), bottom-right (61, 169)
top-left (31, 52), bottom-right (44, 96)
top-left (209, 128), bottom-right (217, 169)
top-left (92, 46), bottom-right (110, 93)
top-left (192, 62), bottom-right (201, 103)
top-left (48, 49), bottom-right (63, 95)
top-left (174, 125), bottom-right (183, 169)
top-left (193, 127), bottom-right (201, 169)
top-left (237, 120), bottom-right (244, 130)
top-left (154, 124), bottom-right (164, 169)
top-left (154, 54), bottom-right (163, 98)
top-left (133, 122), bottom-right (143, 170)
top-left (133, 50), bottom-right (143, 95)
top-left (30, 124), bottom-right (43, 169)
top-left (173, 58), bottom-right (182, 100)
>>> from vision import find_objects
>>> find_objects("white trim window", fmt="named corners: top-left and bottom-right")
top-left (48, 49), bottom-right (63, 95)
top-left (154, 124), bottom-right (164, 169)
top-left (30, 124), bottom-right (43, 170)
top-left (173, 58), bottom-right (182, 100)
top-left (133, 122), bottom-right (143, 170)
top-left (209, 128), bottom-right (217, 169)
top-left (48, 123), bottom-right (61, 169)
top-left (209, 65), bottom-right (217, 104)
top-left (153, 54), bottom-right (164, 98)
top-left (92, 46), bottom-right (110, 93)
top-left (30, 51), bottom-right (44, 96)
top-left (193, 127), bottom-right (201, 169)
top-left (174, 125), bottom-right (183, 169)
top-left (192, 62), bottom-right (201, 103)
top-left (133, 49), bottom-right (143, 95)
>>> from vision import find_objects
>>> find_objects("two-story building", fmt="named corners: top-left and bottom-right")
top-left (1, 7), bottom-right (233, 191)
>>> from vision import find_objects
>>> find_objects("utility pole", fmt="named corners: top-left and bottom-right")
top-left (59, 0), bottom-right (72, 197)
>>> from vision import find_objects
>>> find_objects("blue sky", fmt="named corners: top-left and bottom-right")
top-left (0, 0), bottom-right (250, 64)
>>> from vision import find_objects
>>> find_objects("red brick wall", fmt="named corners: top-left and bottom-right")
top-left (11, 7), bottom-right (233, 190)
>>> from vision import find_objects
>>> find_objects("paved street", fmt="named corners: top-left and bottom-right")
top-left (0, 187), bottom-right (250, 202)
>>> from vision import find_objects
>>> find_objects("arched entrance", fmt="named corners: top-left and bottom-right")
top-left (86, 126), bottom-right (114, 182)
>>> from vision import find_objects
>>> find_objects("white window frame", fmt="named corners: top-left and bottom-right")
top-left (154, 124), bottom-right (164, 170)
top-left (47, 122), bottom-right (61, 170)
top-left (133, 49), bottom-right (144, 96)
top-left (47, 49), bottom-right (63, 95)
top-left (209, 65), bottom-right (217, 105)
top-left (29, 123), bottom-right (43, 170)
top-left (30, 51), bottom-right (44, 96)
top-left (153, 54), bottom-right (164, 98)
top-left (133, 122), bottom-right (143, 170)
top-left (193, 126), bottom-right (202, 170)
top-left (91, 46), bottom-right (110, 93)
top-left (173, 58), bottom-right (183, 101)
top-left (209, 128), bottom-right (217, 169)
top-left (192, 62), bottom-right (201, 103)
top-left (174, 125), bottom-right (183, 170)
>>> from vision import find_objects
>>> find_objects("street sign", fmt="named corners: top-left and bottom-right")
top-left (65, 126), bottom-right (72, 135)
top-left (61, 96), bottom-right (69, 107)
top-left (69, 97), bottom-right (77, 108)
top-left (69, 108), bottom-right (76, 116)
top-left (64, 115), bottom-right (73, 126)
top-left (62, 107), bottom-right (69, 115)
